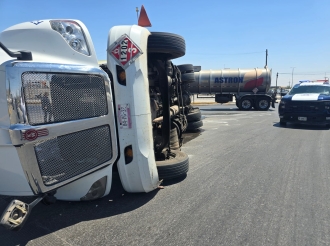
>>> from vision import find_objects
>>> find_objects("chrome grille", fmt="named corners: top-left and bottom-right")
top-left (34, 125), bottom-right (112, 186)
top-left (22, 72), bottom-right (108, 125)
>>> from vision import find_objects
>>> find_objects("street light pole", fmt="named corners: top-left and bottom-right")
top-left (136, 7), bottom-right (139, 22)
top-left (290, 67), bottom-right (295, 88)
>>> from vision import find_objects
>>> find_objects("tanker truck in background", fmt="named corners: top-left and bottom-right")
top-left (0, 19), bottom-right (191, 231)
top-left (186, 67), bottom-right (276, 110)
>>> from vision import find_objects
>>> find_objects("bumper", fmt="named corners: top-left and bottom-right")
top-left (279, 113), bottom-right (330, 124)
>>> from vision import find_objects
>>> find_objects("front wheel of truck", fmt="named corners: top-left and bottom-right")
top-left (148, 32), bottom-right (186, 60)
top-left (156, 150), bottom-right (189, 180)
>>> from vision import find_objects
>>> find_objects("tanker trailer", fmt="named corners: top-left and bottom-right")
top-left (187, 68), bottom-right (275, 110)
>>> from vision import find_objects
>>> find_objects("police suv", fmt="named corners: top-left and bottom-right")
top-left (279, 80), bottom-right (330, 126)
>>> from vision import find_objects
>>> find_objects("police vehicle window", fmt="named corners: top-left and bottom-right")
top-left (289, 85), bottom-right (330, 95)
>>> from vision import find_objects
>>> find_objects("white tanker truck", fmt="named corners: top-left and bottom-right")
top-left (186, 67), bottom-right (276, 110)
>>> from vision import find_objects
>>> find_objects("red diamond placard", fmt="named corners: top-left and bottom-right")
top-left (108, 34), bottom-right (143, 69)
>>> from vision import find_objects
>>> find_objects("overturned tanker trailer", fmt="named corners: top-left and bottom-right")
top-left (186, 67), bottom-right (276, 110)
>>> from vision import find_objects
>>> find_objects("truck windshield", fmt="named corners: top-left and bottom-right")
top-left (289, 85), bottom-right (330, 95)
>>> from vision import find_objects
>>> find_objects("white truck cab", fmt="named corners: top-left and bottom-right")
top-left (0, 19), bottom-right (191, 231)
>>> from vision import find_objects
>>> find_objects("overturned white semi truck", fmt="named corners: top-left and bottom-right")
top-left (0, 18), bottom-right (200, 231)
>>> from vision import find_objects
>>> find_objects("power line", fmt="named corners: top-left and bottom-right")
top-left (277, 72), bottom-right (330, 75)
top-left (188, 51), bottom-right (265, 56)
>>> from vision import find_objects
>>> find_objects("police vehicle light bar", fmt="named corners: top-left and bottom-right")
top-left (299, 79), bottom-right (329, 84)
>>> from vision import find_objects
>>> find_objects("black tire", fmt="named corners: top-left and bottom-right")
top-left (148, 32), bottom-right (185, 60)
top-left (187, 120), bottom-right (203, 130)
top-left (177, 64), bottom-right (195, 83)
top-left (186, 108), bottom-right (202, 122)
top-left (181, 92), bottom-right (191, 106)
top-left (156, 151), bottom-right (189, 180)
top-left (280, 119), bottom-right (286, 126)
top-left (255, 98), bottom-right (270, 111)
top-left (177, 64), bottom-right (194, 74)
top-left (239, 98), bottom-right (253, 110)
top-left (181, 73), bottom-right (195, 83)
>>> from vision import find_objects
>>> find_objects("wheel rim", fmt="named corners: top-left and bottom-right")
top-left (258, 99), bottom-right (269, 109)
top-left (241, 100), bottom-right (251, 109)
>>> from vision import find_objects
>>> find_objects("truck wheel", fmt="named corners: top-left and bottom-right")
top-left (180, 73), bottom-right (195, 83)
top-left (181, 92), bottom-right (191, 106)
top-left (280, 119), bottom-right (287, 126)
top-left (148, 32), bottom-right (186, 60)
top-left (239, 98), bottom-right (253, 110)
top-left (256, 98), bottom-right (270, 111)
top-left (177, 64), bottom-right (194, 73)
top-left (156, 151), bottom-right (189, 180)
top-left (177, 64), bottom-right (195, 83)
top-left (187, 120), bottom-right (203, 131)
top-left (186, 108), bottom-right (202, 122)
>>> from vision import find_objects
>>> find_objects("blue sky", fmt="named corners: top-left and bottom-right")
top-left (1, 0), bottom-right (329, 87)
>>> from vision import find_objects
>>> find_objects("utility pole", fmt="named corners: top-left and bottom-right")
top-left (276, 72), bottom-right (278, 91)
top-left (136, 7), bottom-right (139, 22)
top-left (264, 49), bottom-right (268, 68)
top-left (290, 67), bottom-right (295, 87)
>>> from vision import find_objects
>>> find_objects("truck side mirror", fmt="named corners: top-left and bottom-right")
top-left (1, 196), bottom-right (45, 231)
top-left (0, 200), bottom-right (30, 231)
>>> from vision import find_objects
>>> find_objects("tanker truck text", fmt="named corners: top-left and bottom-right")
top-left (214, 77), bottom-right (244, 83)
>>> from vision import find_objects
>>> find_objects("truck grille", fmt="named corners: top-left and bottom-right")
top-left (34, 125), bottom-right (112, 186)
top-left (286, 102), bottom-right (324, 113)
top-left (22, 72), bottom-right (108, 125)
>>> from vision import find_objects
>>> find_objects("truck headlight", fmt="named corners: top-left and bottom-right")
top-left (50, 20), bottom-right (90, 56)
top-left (80, 176), bottom-right (107, 201)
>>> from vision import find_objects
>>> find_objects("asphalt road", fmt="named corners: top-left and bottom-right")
top-left (2, 104), bottom-right (330, 246)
